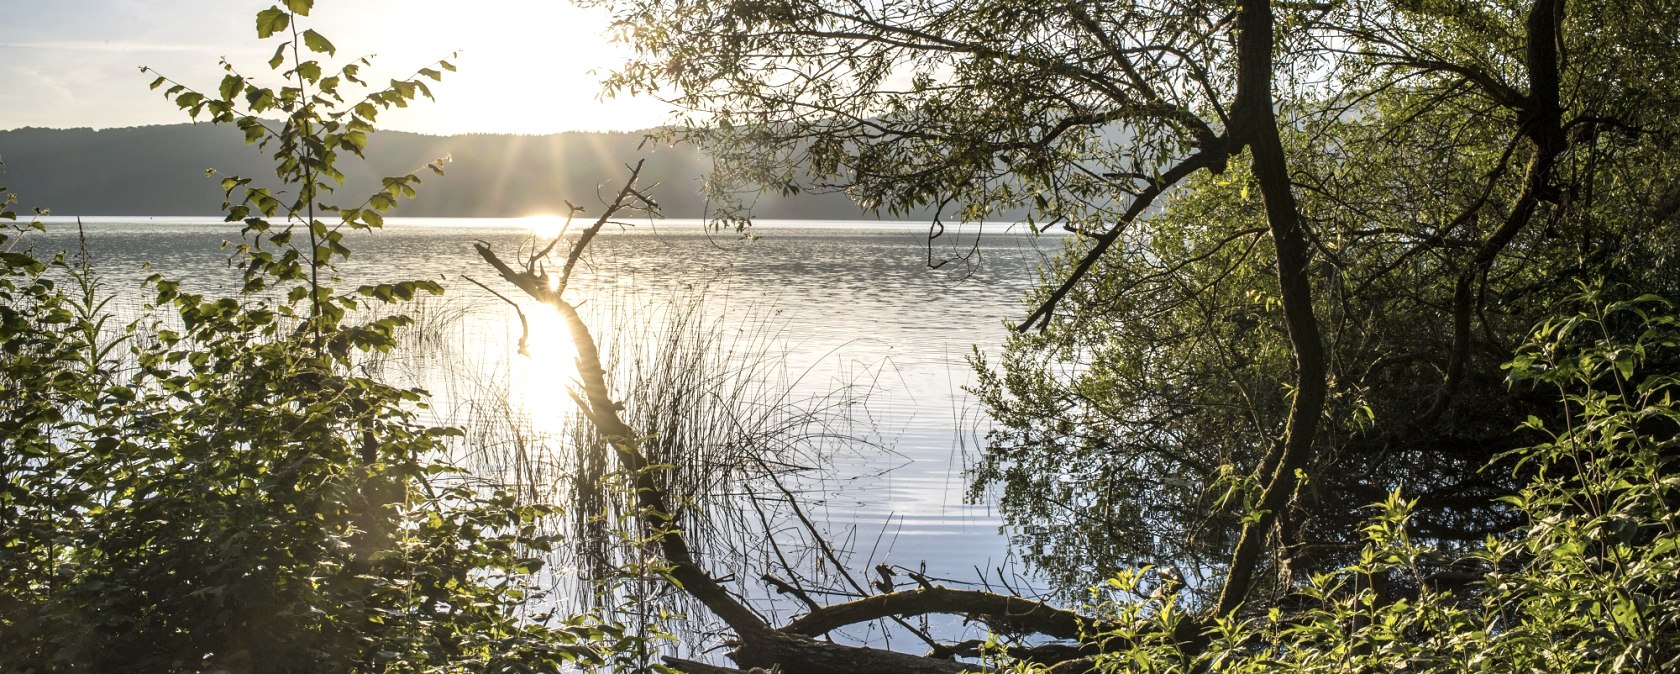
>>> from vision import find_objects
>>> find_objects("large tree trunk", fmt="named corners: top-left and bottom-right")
top-left (1212, 0), bottom-right (1327, 619)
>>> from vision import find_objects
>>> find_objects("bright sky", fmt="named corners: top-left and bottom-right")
top-left (0, 0), bottom-right (672, 135)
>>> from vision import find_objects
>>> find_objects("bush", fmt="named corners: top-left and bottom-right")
top-left (1033, 285), bottom-right (1680, 673)
top-left (0, 3), bottom-right (641, 671)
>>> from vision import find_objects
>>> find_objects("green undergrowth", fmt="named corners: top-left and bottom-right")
top-left (0, 1), bottom-right (660, 670)
top-left (991, 286), bottom-right (1680, 673)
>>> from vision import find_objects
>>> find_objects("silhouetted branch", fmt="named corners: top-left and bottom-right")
top-left (784, 587), bottom-right (1100, 641)
top-left (474, 161), bottom-right (1087, 674)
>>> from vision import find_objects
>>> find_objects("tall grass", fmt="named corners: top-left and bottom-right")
top-left (373, 285), bottom-right (891, 637)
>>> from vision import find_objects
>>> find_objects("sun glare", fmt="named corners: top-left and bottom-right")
top-left (346, 1), bottom-right (667, 135)
top-left (498, 297), bottom-right (585, 438)
top-left (522, 213), bottom-right (571, 242)
top-left (520, 308), bottom-right (582, 384)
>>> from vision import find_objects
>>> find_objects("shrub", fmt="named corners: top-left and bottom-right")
top-left (1041, 285), bottom-right (1680, 673)
top-left (0, 3), bottom-right (642, 671)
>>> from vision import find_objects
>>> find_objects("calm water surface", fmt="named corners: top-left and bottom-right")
top-left (29, 215), bottom-right (1064, 637)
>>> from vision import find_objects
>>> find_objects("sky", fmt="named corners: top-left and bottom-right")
top-left (0, 0), bottom-right (672, 136)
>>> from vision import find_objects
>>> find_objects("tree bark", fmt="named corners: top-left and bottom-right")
top-left (1438, 0), bottom-right (1568, 408)
top-left (784, 586), bottom-right (1099, 640)
top-left (1212, 0), bottom-right (1328, 620)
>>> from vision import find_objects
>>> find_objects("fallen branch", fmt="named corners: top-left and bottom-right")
top-left (474, 161), bottom-right (1106, 673)
top-left (784, 587), bottom-right (1101, 641)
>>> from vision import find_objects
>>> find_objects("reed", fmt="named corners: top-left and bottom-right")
top-left (375, 283), bottom-right (889, 634)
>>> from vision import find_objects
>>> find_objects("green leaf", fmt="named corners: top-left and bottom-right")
top-left (340, 130), bottom-right (368, 154)
top-left (240, 120), bottom-right (267, 143)
top-left (285, 0), bottom-right (313, 15)
top-left (255, 7), bottom-right (290, 39)
top-left (218, 74), bottom-right (245, 101)
top-left (301, 29), bottom-right (335, 56)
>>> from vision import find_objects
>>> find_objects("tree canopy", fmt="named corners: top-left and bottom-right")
top-left (592, 0), bottom-right (1680, 612)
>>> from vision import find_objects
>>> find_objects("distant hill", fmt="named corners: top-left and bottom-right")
top-left (0, 124), bottom-right (892, 220)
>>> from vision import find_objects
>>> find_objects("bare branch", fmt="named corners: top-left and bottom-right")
top-left (784, 587), bottom-right (1101, 641)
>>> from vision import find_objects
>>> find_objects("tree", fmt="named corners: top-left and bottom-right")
top-left (1057, 285), bottom-right (1680, 673)
top-left (476, 160), bottom-right (1117, 674)
top-left (589, 0), bottom-right (1680, 618)
top-left (596, 0), bottom-right (1336, 617)
top-left (974, 0), bottom-right (1680, 603)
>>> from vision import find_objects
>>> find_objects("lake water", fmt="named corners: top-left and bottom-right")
top-left (26, 215), bottom-right (1064, 646)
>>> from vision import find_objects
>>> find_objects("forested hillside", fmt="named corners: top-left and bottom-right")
top-left (0, 124), bottom-right (885, 219)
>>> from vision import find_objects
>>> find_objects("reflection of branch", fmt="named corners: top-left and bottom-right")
top-left (748, 456), bottom-right (942, 650)
top-left (751, 457), bottom-right (869, 600)
top-left (762, 573), bottom-right (821, 612)
top-left (742, 481), bottom-right (823, 612)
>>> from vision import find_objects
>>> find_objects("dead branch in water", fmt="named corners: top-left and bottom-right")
top-left (472, 162), bottom-right (1104, 673)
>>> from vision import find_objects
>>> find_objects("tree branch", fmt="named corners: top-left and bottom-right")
top-left (784, 586), bottom-right (1102, 641)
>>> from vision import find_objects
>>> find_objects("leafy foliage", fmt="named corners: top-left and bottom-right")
top-left (952, 0), bottom-right (1680, 597)
top-left (587, 5), bottom-right (1680, 667)
top-left (1, 3), bottom-right (642, 671)
top-left (994, 286), bottom-right (1680, 673)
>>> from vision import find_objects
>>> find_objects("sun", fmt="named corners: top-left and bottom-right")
top-left (340, 0), bottom-right (668, 135)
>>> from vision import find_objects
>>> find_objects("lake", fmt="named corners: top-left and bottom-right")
top-left (26, 215), bottom-right (1064, 644)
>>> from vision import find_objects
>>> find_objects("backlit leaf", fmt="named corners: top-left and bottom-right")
top-left (255, 7), bottom-right (290, 39)
top-left (301, 29), bottom-right (335, 56)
